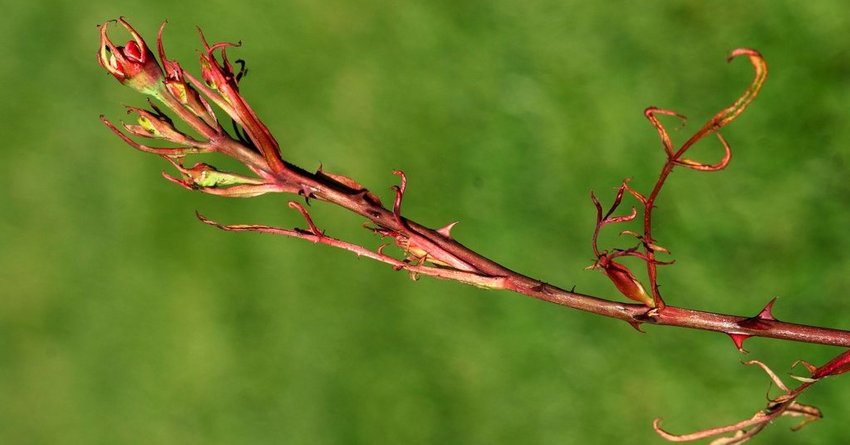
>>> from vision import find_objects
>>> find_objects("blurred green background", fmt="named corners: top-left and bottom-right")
top-left (2, 1), bottom-right (850, 443)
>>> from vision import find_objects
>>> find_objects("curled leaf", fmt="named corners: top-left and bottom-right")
top-left (716, 49), bottom-right (768, 128)
top-left (675, 133), bottom-right (732, 172)
top-left (644, 107), bottom-right (688, 158)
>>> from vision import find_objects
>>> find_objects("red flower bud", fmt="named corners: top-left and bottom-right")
top-left (97, 18), bottom-right (164, 95)
top-left (593, 255), bottom-right (655, 308)
top-left (156, 22), bottom-right (218, 127)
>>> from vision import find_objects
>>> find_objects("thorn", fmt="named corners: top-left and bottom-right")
top-left (354, 189), bottom-right (383, 207)
top-left (627, 321), bottom-right (645, 333)
top-left (738, 297), bottom-right (779, 330)
top-left (298, 184), bottom-right (316, 204)
top-left (756, 297), bottom-right (778, 321)
top-left (569, 285), bottom-right (576, 293)
top-left (728, 333), bottom-right (751, 353)
top-left (531, 282), bottom-right (551, 294)
top-left (436, 221), bottom-right (459, 238)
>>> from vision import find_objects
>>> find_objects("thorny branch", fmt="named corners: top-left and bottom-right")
top-left (98, 19), bottom-right (849, 443)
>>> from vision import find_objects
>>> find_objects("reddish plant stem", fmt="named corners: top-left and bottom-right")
top-left (636, 50), bottom-right (765, 311)
top-left (248, 161), bottom-right (850, 348)
top-left (642, 122), bottom-right (733, 310)
top-left (643, 160), bottom-right (676, 309)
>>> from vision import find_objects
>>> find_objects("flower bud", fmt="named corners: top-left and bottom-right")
top-left (161, 160), bottom-right (279, 197)
top-left (165, 80), bottom-right (216, 124)
top-left (157, 22), bottom-right (218, 127)
top-left (123, 107), bottom-right (195, 145)
top-left (97, 18), bottom-right (164, 95)
top-left (184, 163), bottom-right (262, 188)
top-left (594, 255), bottom-right (655, 307)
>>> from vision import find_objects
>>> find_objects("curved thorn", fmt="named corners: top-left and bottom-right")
top-left (437, 221), bottom-right (459, 238)
top-left (738, 297), bottom-right (780, 330)
top-left (627, 320), bottom-right (645, 333)
top-left (755, 297), bottom-right (778, 321)
top-left (728, 333), bottom-right (751, 353)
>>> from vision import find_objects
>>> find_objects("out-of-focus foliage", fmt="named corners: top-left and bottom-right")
top-left (1, 1), bottom-right (849, 443)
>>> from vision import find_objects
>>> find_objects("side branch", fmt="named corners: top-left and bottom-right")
top-left (196, 209), bottom-right (508, 290)
top-left (198, 167), bottom-right (850, 348)
top-left (271, 162), bottom-right (850, 348)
